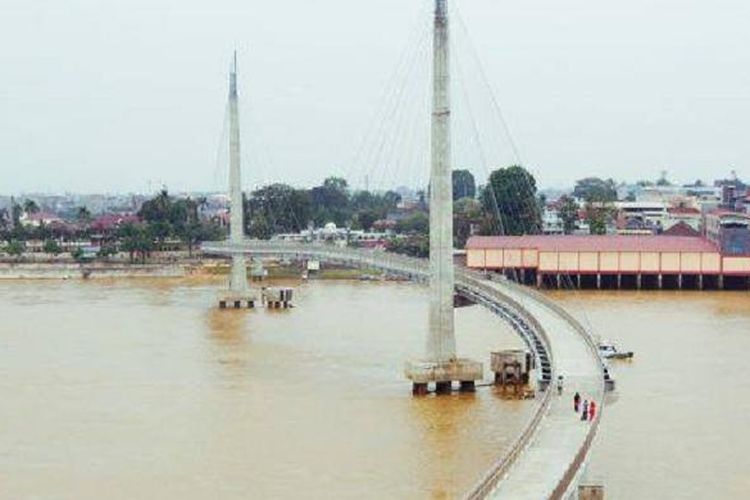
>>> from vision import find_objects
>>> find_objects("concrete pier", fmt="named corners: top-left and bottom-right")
top-left (405, 359), bottom-right (484, 395)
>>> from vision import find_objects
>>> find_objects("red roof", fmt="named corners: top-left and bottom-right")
top-left (466, 235), bottom-right (718, 253)
top-left (668, 207), bottom-right (700, 215)
top-left (663, 222), bottom-right (700, 237)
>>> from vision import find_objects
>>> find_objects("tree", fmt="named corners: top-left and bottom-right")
top-left (6, 240), bottom-right (25, 258)
top-left (311, 177), bottom-right (350, 226)
top-left (656, 170), bottom-right (671, 186)
top-left (452, 169), bottom-right (476, 201)
top-left (454, 197), bottom-right (482, 248)
top-left (246, 184), bottom-right (312, 238)
top-left (23, 199), bottom-right (40, 215)
top-left (71, 247), bottom-right (85, 262)
top-left (43, 240), bottom-right (62, 255)
top-left (76, 206), bottom-right (92, 224)
top-left (558, 196), bottom-right (579, 235)
top-left (573, 178), bottom-right (618, 203)
top-left (118, 223), bottom-right (154, 264)
top-left (585, 203), bottom-right (614, 235)
top-left (480, 165), bottom-right (542, 235)
top-left (396, 212), bottom-right (429, 235)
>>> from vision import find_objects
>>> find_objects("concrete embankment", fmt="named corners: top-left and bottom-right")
top-left (0, 262), bottom-right (192, 280)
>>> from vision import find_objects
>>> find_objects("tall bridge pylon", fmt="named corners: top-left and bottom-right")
top-left (219, 52), bottom-right (258, 309)
top-left (405, 0), bottom-right (483, 395)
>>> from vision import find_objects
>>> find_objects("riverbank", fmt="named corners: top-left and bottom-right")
top-left (0, 260), bottom-right (388, 281)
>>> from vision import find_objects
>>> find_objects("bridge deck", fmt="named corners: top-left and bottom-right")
top-left (484, 281), bottom-right (603, 499)
top-left (202, 242), bottom-right (605, 498)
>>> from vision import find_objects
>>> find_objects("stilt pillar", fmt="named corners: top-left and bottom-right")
top-left (577, 274), bottom-right (582, 289)
top-left (658, 274), bottom-right (663, 290)
top-left (412, 383), bottom-right (428, 396)
top-left (537, 273), bottom-right (543, 289)
top-left (556, 274), bottom-right (562, 289)
top-left (719, 275), bottom-right (725, 290)
top-left (698, 274), bottom-right (704, 291)
top-left (678, 274), bottom-right (683, 290)
top-left (617, 274), bottom-right (622, 289)
top-left (459, 381), bottom-right (476, 393)
top-left (435, 381), bottom-right (452, 394)
top-left (596, 274), bottom-right (602, 290)
top-left (636, 274), bottom-right (642, 290)
top-left (520, 268), bottom-right (526, 285)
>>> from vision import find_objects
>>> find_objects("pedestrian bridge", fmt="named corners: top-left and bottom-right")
top-left (202, 240), bottom-right (605, 499)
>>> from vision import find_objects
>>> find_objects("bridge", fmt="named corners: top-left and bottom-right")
top-left (208, 0), bottom-right (605, 496)
top-left (203, 240), bottom-right (605, 500)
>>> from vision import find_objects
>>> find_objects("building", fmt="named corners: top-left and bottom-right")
top-left (704, 211), bottom-right (750, 257)
top-left (665, 206), bottom-right (702, 232)
top-left (466, 234), bottom-right (750, 290)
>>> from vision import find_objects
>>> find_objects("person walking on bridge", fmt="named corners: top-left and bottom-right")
top-left (556, 375), bottom-right (564, 395)
top-left (589, 400), bottom-right (597, 421)
top-left (574, 392), bottom-right (581, 412)
top-left (581, 400), bottom-right (589, 421)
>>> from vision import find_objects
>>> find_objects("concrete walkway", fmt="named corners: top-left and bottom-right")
top-left (486, 281), bottom-right (604, 499)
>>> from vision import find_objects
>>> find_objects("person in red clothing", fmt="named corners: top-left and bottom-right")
top-left (589, 400), bottom-right (597, 421)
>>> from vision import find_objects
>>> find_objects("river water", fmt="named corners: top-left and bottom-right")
top-left (0, 278), bottom-right (532, 499)
top-left (3, 279), bottom-right (748, 499)
top-left (551, 290), bottom-right (750, 499)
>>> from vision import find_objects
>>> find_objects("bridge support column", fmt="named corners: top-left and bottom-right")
top-left (658, 274), bottom-right (663, 290)
top-left (577, 274), bottom-right (582, 289)
top-left (698, 274), bottom-right (704, 290)
top-left (596, 274), bottom-right (601, 290)
top-left (719, 274), bottom-right (725, 290)
top-left (404, 0), bottom-right (482, 395)
top-left (636, 274), bottom-right (642, 290)
top-left (678, 274), bottom-right (683, 290)
top-left (617, 274), bottom-right (622, 289)
top-left (556, 274), bottom-right (562, 289)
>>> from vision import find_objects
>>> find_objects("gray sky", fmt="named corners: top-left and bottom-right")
top-left (1, 0), bottom-right (749, 194)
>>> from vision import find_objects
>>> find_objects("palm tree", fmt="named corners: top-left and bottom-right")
top-left (23, 199), bottom-right (40, 215)
top-left (76, 206), bottom-right (92, 223)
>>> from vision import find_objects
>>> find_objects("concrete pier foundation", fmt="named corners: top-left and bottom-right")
top-left (218, 292), bottom-right (257, 310)
top-left (405, 359), bottom-right (483, 396)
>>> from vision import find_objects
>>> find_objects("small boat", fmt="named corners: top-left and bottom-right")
top-left (598, 342), bottom-right (634, 360)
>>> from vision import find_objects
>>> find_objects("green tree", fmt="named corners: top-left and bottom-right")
top-left (118, 223), bottom-right (154, 263)
top-left (71, 247), bottom-right (85, 262)
top-left (573, 178), bottom-right (618, 203)
top-left (453, 197), bottom-right (482, 248)
top-left (311, 177), bottom-right (350, 226)
top-left (7, 240), bottom-right (25, 257)
top-left (480, 165), bottom-right (542, 235)
top-left (452, 169), bottom-right (476, 201)
top-left (246, 184), bottom-right (312, 238)
top-left (396, 212), bottom-right (429, 235)
top-left (585, 203), bottom-right (614, 235)
top-left (76, 206), bottom-right (92, 224)
top-left (43, 240), bottom-right (62, 255)
top-left (23, 199), bottom-right (40, 215)
top-left (558, 196), bottom-right (579, 235)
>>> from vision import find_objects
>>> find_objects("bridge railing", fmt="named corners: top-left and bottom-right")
top-left (491, 276), bottom-right (607, 499)
top-left (457, 271), bottom-right (556, 500)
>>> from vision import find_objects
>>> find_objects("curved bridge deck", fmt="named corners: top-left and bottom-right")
top-left (202, 241), bottom-right (605, 499)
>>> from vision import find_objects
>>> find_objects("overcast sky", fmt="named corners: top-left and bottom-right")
top-left (1, 0), bottom-right (749, 194)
